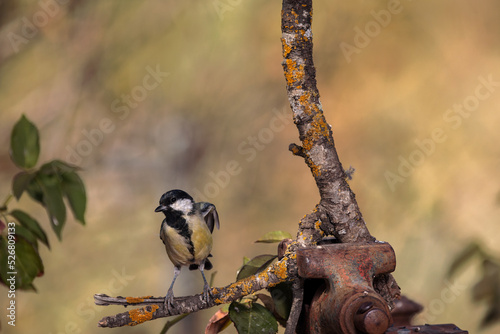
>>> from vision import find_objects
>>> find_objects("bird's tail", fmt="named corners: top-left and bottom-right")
top-left (189, 257), bottom-right (213, 271)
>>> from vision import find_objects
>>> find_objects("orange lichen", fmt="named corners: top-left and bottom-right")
top-left (284, 59), bottom-right (304, 86)
top-left (307, 158), bottom-right (322, 177)
top-left (127, 305), bottom-right (159, 326)
top-left (314, 221), bottom-right (325, 237)
top-left (281, 38), bottom-right (292, 58)
top-left (216, 276), bottom-right (256, 304)
top-left (290, 144), bottom-right (302, 156)
top-left (214, 256), bottom-right (294, 304)
top-left (309, 113), bottom-right (331, 142)
top-left (126, 296), bottom-right (153, 304)
top-left (297, 91), bottom-right (331, 154)
top-left (298, 92), bottom-right (316, 116)
top-left (297, 29), bottom-right (308, 42)
top-left (271, 257), bottom-right (290, 282)
top-left (302, 137), bottom-right (313, 151)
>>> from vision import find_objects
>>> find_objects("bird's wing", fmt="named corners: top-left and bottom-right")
top-left (198, 202), bottom-right (220, 233)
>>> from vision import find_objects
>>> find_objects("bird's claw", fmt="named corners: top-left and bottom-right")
top-left (164, 289), bottom-right (175, 312)
top-left (202, 284), bottom-right (213, 304)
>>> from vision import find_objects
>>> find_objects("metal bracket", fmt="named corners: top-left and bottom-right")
top-left (297, 242), bottom-right (396, 334)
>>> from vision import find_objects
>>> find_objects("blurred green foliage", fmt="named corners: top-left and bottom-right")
top-left (448, 242), bottom-right (500, 328)
top-left (0, 115), bottom-right (86, 292)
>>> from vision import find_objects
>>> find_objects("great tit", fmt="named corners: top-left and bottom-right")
top-left (154, 189), bottom-right (220, 311)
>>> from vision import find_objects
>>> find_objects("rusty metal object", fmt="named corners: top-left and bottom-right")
top-left (297, 242), bottom-right (396, 334)
top-left (390, 295), bottom-right (423, 326)
top-left (386, 324), bottom-right (468, 333)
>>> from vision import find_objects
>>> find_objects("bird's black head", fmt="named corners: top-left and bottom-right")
top-left (155, 189), bottom-right (194, 214)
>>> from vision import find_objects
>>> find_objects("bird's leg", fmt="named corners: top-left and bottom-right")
top-left (199, 260), bottom-right (212, 304)
top-left (165, 266), bottom-right (181, 311)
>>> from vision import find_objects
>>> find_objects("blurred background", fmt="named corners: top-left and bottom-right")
top-left (1, 0), bottom-right (499, 333)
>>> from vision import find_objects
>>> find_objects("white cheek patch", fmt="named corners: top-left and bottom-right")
top-left (171, 198), bottom-right (193, 213)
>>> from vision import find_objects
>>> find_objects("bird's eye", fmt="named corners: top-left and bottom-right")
top-left (170, 198), bottom-right (177, 204)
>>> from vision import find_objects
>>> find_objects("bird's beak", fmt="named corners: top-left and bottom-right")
top-left (155, 205), bottom-right (167, 212)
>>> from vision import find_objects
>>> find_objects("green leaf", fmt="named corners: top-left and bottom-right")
top-left (12, 171), bottom-right (35, 200)
top-left (60, 171), bottom-right (86, 225)
top-left (269, 282), bottom-right (293, 321)
top-left (47, 159), bottom-right (80, 173)
top-left (236, 255), bottom-right (277, 281)
top-left (255, 231), bottom-right (292, 243)
top-left (472, 259), bottom-right (500, 302)
top-left (0, 235), bottom-right (44, 291)
top-left (229, 302), bottom-right (278, 334)
top-left (480, 303), bottom-right (500, 328)
top-left (37, 160), bottom-right (86, 225)
top-left (26, 175), bottom-right (44, 204)
top-left (36, 173), bottom-right (67, 240)
top-left (12, 224), bottom-right (39, 250)
top-left (447, 242), bottom-right (484, 278)
top-left (9, 210), bottom-right (49, 249)
top-left (9, 115), bottom-right (40, 169)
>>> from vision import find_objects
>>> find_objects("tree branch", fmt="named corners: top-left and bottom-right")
top-left (95, 252), bottom-right (297, 327)
top-left (281, 0), bottom-right (400, 304)
top-left (284, 277), bottom-right (304, 334)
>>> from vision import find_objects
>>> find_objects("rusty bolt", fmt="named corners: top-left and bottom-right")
top-left (354, 305), bottom-right (391, 334)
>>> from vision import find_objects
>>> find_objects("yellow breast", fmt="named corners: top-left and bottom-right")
top-left (162, 225), bottom-right (193, 267)
top-left (161, 214), bottom-right (213, 267)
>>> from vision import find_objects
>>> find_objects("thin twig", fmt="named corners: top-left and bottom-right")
top-left (160, 313), bottom-right (190, 334)
top-left (284, 278), bottom-right (304, 334)
top-left (0, 194), bottom-right (13, 211)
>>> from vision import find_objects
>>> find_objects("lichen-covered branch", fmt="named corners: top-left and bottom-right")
top-left (95, 252), bottom-right (297, 327)
top-left (281, 0), bottom-right (373, 244)
top-left (281, 0), bottom-right (400, 304)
